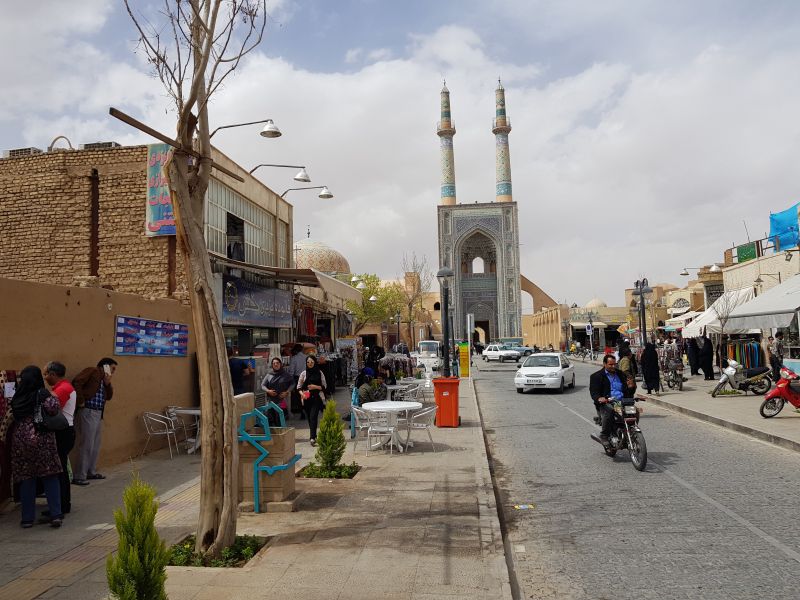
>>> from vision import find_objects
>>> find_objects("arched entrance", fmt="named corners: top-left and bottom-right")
top-left (457, 231), bottom-right (499, 341)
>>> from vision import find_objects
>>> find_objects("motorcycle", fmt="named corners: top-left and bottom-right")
top-left (759, 366), bottom-right (800, 418)
top-left (590, 398), bottom-right (648, 471)
top-left (664, 358), bottom-right (685, 391)
top-left (710, 359), bottom-right (771, 398)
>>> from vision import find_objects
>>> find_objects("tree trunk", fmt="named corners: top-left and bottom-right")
top-left (166, 153), bottom-right (238, 557)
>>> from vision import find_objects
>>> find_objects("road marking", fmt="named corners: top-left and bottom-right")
top-left (554, 397), bottom-right (800, 565)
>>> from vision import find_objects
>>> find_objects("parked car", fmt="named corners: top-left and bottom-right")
top-left (508, 344), bottom-right (535, 356)
top-left (514, 353), bottom-right (576, 394)
top-left (482, 344), bottom-right (521, 362)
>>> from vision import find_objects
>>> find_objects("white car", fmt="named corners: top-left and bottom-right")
top-left (514, 353), bottom-right (576, 394)
top-left (482, 344), bottom-right (521, 362)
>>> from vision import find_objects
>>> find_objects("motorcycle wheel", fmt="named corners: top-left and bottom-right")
top-left (759, 397), bottom-right (785, 418)
top-left (628, 431), bottom-right (647, 471)
top-left (750, 378), bottom-right (771, 395)
top-left (666, 375), bottom-right (674, 389)
top-left (711, 381), bottom-right (726, 398)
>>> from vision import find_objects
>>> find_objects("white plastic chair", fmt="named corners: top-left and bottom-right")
top-left (141, 412), bottom-right (179, 459)
top-left (366, 411), bottom-right (396, 456)
top-left (406, 406), bottom-right (437, 452)
top-left (351, 406), bottom-right (370, 455)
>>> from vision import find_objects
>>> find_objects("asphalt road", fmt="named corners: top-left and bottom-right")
top-left (473, 358), bottom-right (800, 600)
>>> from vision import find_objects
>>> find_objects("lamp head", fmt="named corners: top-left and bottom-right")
top-left (369, 295), bottom-right (377, 303)
top-left (318, 186), bottom-right (333, 199)
top-left (351, 275), bottom-right (360, 283)
top-left (754, 275), bottom-right (764, 285)
top-left (679, 268), bottom-right (689, 276)
top-left (436, 266), bottom-right (455, 287)
top-left (293, 167), bottom-right (311, 182)
top-left (786, 252), bottom-right (794, 263)
top-left (260, 119), bottom-right (281, 138)
top-left (356, 281), bottom-right (366, 290)
top-left (709, 264), bottom-right (722, 273)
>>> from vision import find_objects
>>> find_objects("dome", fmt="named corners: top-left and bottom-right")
top-left (585, 298), bottom-right (607, 309)
top-left (294, 239), bottom-right (351, 275)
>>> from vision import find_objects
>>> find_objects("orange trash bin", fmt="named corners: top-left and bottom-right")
top-left (433, 377), bottom-right (460, 427)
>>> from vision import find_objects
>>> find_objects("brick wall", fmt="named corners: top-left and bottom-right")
top-left (0, 146), bottom-right (184, 298)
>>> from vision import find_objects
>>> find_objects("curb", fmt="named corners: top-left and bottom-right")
top-left (469, 377), bottom-right (520, 600)
top-left (640, 393), bottom-right (800, 454)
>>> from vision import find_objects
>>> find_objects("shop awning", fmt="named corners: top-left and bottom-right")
top-left (682, 288), bottom-right (757, 337)
top-left (314, 270), bottom-right (363, 305)
top-left (209, 253), bottom-right (321, 286)
top-left (665, 310), bottom-right (703, 327)
top-left (728, 274), bottom-right (800, 329)
top-left (570, 321), bottom-right (608, 328)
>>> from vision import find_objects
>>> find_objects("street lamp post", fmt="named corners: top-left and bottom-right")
top-left (395, 311), bottom-right (402, 350)
top-left (437, 267), bottom-right (455, 377)
top-left (209, 118), bottom-right (281, 139)
top-left (562, 318), bottom-right (569, 352)
top-left (632, 278), bottom-right (653, 346)
top-left (281, 186), bottom-right (333, 199)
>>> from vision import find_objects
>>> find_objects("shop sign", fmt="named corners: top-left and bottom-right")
top-left (705, 283), bottom-right (725, 305)
top-left (114, 315), bottom-right (189, 357)
top-left (145, 143), bottom-right (176, 236)
top-left (736, 242), bottom-right (758, 263)
top-left (222, 275), bottom-right (292, 328)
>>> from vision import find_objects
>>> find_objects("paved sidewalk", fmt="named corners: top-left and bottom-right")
top-left (0, 381), bottom-right (511, 599)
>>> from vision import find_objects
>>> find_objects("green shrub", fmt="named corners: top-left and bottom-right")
top-left (168, 535), bottom-right (264, 568)
top-left (106, 475), bottom-right (169, 600)
top-left (315, 400), bottom-right (347, 471)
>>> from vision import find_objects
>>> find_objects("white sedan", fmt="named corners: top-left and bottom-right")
top-left (514, 353), bottom-right (576, 394)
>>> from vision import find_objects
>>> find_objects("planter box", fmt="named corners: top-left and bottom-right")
top-left (237, 427), bottom-right (297, 506)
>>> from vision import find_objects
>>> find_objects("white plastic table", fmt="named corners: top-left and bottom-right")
top-left (173, 407), bottom-right (201, 453)
top-left (362, 400), bottom-right (422, 453)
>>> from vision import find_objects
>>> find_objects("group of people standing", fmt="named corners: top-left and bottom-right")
top-left (3, 358), bottom-right (116, 529)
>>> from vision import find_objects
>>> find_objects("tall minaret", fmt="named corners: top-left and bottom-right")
top-left (492, 79), bottom-right (513, 202)
top-left (437, 81), bottom-right (457, 206)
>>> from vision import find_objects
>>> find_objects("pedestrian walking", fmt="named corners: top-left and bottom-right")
top-left (71, 358), bottom-right (117, 486)
top-left (640, 343), bottom-right (661, 394)
top-left (261, 357), bottom-right (293, 425)
top-left (768, 333), bottom-right (785, 381)
top-left (698, 334), bottom-right (715, 380)
top-left (227, 347), bottom-right (252, 396)
top-left (44, 361), bottom-right (76, 514)
top-left (11, 366), bottom-right (63, 528)
top-left (297, 355), bottom-right (327, 446)
top-left (287, 344), bottom-right (308, 419)
top-left (618, 347), bottom-right (636, 378)
top-left (686, 338), bottom-right (700, 376)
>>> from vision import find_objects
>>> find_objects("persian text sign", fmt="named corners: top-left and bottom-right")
top-left (222, 275), bottom-right (293, 329)
top-left (458, 342), bottom-right (470, 378)
top-left (114, 316), bottom-right (189, 357)
top-left (146, 143), bottom-right (176, 236)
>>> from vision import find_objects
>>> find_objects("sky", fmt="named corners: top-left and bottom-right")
top-left (2, 0), bottom-right (800, 309)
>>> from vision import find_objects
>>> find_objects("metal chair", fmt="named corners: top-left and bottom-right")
top-left (141, 412), bottom-right (179, 459)
top-left (366, 410), bottom-right (396, 456)
top-left (406, 406), bottom-right (437, 452)
top-left (351, 406), bottom-right (370, 455)
top-left (165, 406), bottom-right (198, 450)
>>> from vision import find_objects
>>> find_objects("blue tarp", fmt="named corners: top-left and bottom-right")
top-left (769, 203), bottom-right (799, 251)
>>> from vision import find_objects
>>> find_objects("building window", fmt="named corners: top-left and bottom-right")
top-left (434, 302), bottom-right (441, 311)
top-left (278, 220), bottom-right (288, 268)
top-left (472, 257), bottom-right (485, 274)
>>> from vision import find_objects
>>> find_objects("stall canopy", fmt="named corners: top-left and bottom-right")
top-left (665, 310), bottom-right (703, 328)
top-left (682, 288), bottom-right (756, 338)
top-left (727, 274), bottom-right (800, 330)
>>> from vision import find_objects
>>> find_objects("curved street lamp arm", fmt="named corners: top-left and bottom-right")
top-left (249, 163), bottom-right (306, 174)
top-left (281, 186), bottom-right (326, 198)
top-left (210, 119), bottom-right (273, 138)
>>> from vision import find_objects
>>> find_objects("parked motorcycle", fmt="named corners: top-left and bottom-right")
top-left (759, 366), bottom-right (800, 418)
top-left (590, 398), bottom-right (648, 471)
top-left (710, 359), bottom-right (771, 398)
top-left (664, 359), bottom-right (684, 391)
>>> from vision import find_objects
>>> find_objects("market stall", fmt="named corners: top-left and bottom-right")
top-left (681, 288), bottom-right (757, 337)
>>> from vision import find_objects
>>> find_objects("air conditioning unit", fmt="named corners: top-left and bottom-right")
top-left (79, 141), bottom-right (122, 150)
top-left (2, 147), bottom-right (44, 159)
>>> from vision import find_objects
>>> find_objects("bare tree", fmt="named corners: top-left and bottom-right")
top-left (125, 0), bottom-right (268, 557)
top-left (713, 289), bottom-right (738, 337)
top-left (399, 253), bottom-right (433, 346)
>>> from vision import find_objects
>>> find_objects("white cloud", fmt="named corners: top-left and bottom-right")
top-left (5, 6), bottom-right (800, 311)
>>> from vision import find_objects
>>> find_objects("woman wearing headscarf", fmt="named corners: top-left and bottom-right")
top-left (639, 343), bottom-right (661, 395)
top-left (686, 338), bottom-right (700, 376)
top-left (698, 334), bottom-right (715, 380)
top-left (297, 355), bottom-right (327, 446)
top-left (11, 366), bottom-right (63, 528)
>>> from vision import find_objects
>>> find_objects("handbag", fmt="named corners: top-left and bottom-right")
top-left (34, 390), bottom-right (68, 432)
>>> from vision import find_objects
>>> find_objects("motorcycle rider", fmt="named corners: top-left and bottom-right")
top-left (589, 355), bottom-right (637, 444)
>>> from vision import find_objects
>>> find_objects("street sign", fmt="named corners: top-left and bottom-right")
top-left (586, 325), bottom-right (593, 335)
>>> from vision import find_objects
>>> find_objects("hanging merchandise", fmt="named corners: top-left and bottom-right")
top-left (724, 339), bottom-right (764, 369)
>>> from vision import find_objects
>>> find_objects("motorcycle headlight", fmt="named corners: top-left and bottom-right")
top-left (624, 406), bottom-right (638, 415)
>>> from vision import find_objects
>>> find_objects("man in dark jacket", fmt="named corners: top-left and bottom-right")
top-left (589, 355), bottom-right (636, 442)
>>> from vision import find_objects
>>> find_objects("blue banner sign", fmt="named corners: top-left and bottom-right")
top-left (114, 315), bottom-right (189, 357)
top-left (222, 275), bottom-right (292, 329)
top-left (145, 143), bottom-right (176, 236)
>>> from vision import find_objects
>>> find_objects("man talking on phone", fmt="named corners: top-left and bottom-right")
top-left (71, 358), bottom-right (117, 486)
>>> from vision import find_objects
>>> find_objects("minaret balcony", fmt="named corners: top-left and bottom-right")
top-left (436, 120), bottom-right (456, 136)
top-left (492, 117), bottom-right (511, 134)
